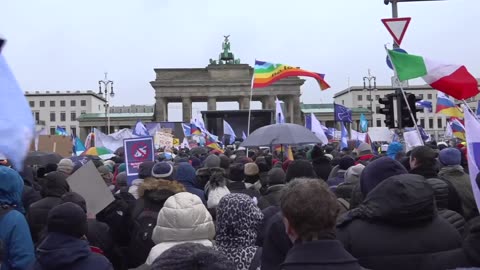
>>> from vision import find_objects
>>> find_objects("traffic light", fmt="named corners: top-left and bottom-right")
top-left (400, 93), bottom-right (422, 127)
top-left (377, 94), bottom-right (395, 128)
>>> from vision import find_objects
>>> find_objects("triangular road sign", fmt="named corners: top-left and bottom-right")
top-left (381, 17), bottom-right (411, 46)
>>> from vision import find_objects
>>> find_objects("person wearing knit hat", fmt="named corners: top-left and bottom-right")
top-left (257, 167), bottom-right (286, 209)
top-left (97, 166), bottom-right (114, 190)
top-left (244, 163), bottom-right (259, 177)
top-left (285, 160), bottom-right (317, 183)
top-left (152, 162), bottom-right (174, 180)
top-left (57, 158), bottom-right (74, 176)
top-left (204, 154), bottom-right (221, 168)
top-left (355, 142), bottom-right (375, 165)
top-left (244, 162), bottom-right (260, 189)
top-left (335, 164), bottom-right (365, 202)
top-left (327, 156), bottom-right (354, 190)
top-left (32, 202), bottom-right (112, 269)
top-left (190, 157), bottom-right (202, 170)
top-left (438, 148), bottom-right (478, 220)
top-left (360, 157), bottom-right (407, 196)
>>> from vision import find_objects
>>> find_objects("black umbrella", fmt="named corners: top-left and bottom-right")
top-left (25, 151), bottom-right (63, 166)
top-left (240, 123), bottom-right (322, 147)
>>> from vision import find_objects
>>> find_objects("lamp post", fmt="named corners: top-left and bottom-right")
top-left (98, 72), bottom-right (114, 134)
top-left (363, 70), bottom-right (377, 126)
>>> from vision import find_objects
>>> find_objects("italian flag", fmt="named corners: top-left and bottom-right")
top-left (388, 49), bottom-right (479, 100)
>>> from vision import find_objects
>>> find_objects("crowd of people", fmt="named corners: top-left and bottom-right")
top-left (0, 141), bottom-right (480, 270)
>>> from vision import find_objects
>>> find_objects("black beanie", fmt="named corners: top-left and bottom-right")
top-left (285, 160), bottom-right (317, 182)
top-left (138, 161), bottom-right (155, 179)
top-left (339, 156), bottom-right (355, 170)
top-left (47, 202), bottom-right (87, 238)
top-left (61, 192), bottom-right (87, 213)
top-left (229, 163), bottom-right (245, 182)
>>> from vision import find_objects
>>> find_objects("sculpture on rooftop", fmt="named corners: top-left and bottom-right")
top-left (209, 35), bottom-right (241, 65)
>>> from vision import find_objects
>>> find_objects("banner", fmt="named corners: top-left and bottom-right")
top-left (124, 137), bottom-right (154, 184)
top-left (95, 128), bottom-right (136, 152)
top-left (154, 131), bottom-right (174, 149)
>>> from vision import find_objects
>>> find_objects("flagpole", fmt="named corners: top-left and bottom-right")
top-left (385, 45), bottom-right (424, 145)
top-left (461, 99), bottom-right (480, 121)
top-left (247, 64), bottom-right (255, 135)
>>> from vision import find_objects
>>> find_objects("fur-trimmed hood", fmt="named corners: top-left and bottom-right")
top-left (138, 177), bottom-right (186, 204)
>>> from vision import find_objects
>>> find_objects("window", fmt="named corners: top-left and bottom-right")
top-left (50, 127), bottom-right (56, 135)
top-left (420, 118), bottom-right (425, 127)
top-left (50, 112), bottom-right (56, 122)
top-left (40, 101), bottom-right (45, 107)
top-left (81, 100), bottom-right (86, 106)
top-left (367, 106), bottom-right (372, 111)
top-left (81, 110), bottom-right (86, 115)
top-left (29, 101), bottom-right (35, 107)
top-left (427, 94), bottom-right (432, 99)
top-left (342, 100), bottom-right (344, 105)
top-left (60, 112), bottom-right (66, 122)
top-left (50, 100), bottom-right (55, 107)
top-left (60, 100), bottom-right (66, 107)
top-left (98, 105), bottom-right (101, 110)
top-left (34, 112), bottom-right (40, 122)
top-left (358, 95), bottom-right (363, 101)
top-left (419, 94), bottom-right (424, 99)
top-left (71, 100), bottom-right (76, 106)
top-left (428, 118), bottom-right (433, 128)
top-left (375, 95), bottom-right (380, 100)
top-left (366, 95), bottom-right (371, 100)
top-left (376, 120), bottom-right (381, 127)
top-left (437, 118), bottom-right (442, 128)
top-left (359, 105), bottom-right (363, 108)
top-left (71, 112), bottom-right (77, 121)
top-left (71, 127), bottom-right (77, 136)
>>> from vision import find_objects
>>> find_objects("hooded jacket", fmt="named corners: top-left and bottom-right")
top-left (214, 193), bottom-right (263, 270)
top-left (337, 174), bottom-right (467, 270)
top-left (0, 166), bottom-right (35, 270)
top-left (145, 192), bottom-right (215, 265)
top-left (27, 171), bottom-right (70, 244)
top-left (31, 232), bottom-right (112, 270)
top-left (174, 163), bottom-right (206, 204)
top-left (439, 165), bottom-right (478, 220)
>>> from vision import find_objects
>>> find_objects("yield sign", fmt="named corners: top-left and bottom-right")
top-left (381, 17), bottom-right (411, 46)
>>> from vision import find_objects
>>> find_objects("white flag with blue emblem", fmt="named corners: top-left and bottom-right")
top-left (0, 44), bottom-right (34, 169)
top-left (133, 120), bottom-right (148, 137)
top-left (463, 105), bottom-right (480, 212)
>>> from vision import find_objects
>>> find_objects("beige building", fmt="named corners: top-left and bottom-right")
top-left (333, 83), bottom-right (480, 139)
top-left (25, 90), bottom-right (106, 136)
top-left (110, 105), bottom-right (154, 114)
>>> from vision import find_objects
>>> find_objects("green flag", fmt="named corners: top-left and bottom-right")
top-left (388, 50), bottom-right (428, 81)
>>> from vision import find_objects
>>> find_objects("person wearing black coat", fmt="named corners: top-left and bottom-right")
top-left (280, 178), bottom-right (361, 270)
top-left (18, 166), bottom-right (42, 212)
top-left (257, 168), bottom-right (286, 210)
top-left (27, 171), bottom-right (70, 244)
top-left (337, 174), bottom-right (470, 270)
top-left (29, 202), bottom-right (113, 270)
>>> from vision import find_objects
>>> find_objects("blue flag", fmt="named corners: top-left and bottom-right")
top-left (0, 49), bottom-right (35, 169)
top-left (133, 120), bottom-right (148, 137)
top-left (223, 120), bottom-right (236, 144)
top-left (360, 114), bottom-right (368, 132)
top-left (416, 100), bottom-right (433, 112)
top-left (242, 131), bottom-right (247, 141)
top-left (334, 103), bottom-right (352, 123)
top-left (340, 122), bottom-right (348, 150)
top-left (55, 126), bottom-right (68, 136)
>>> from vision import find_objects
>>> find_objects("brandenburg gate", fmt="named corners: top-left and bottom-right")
top-left (150, 36), bottom-right (305, 124)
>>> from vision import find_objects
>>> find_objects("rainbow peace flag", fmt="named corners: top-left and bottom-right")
top-left (253, 60), bottom-right (330, 90)
top-left (274, 145), bottom-right (294, 161)
top-left (436, 92), bottom-right (463, 118)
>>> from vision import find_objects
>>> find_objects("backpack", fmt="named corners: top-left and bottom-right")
top-left (127, 209), bottom-right (158, 268)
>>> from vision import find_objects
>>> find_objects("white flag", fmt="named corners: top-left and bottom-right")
top-left (309, 113), bottom-right (329, 145)
top-left (463, 105), bottom-right (480, 212)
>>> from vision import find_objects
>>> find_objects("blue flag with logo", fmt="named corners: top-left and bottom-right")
top-left (0, 46), bottom-right (34, 169)
top-left (334, 103), bottom-right (352, 123)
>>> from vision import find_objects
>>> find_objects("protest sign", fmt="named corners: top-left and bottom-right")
top-left (66, 161), bottom-right (115, 215)
top-left (154, 132), bottom-right (174, 149)
top-left (124, 137), bottom-right (154, 184)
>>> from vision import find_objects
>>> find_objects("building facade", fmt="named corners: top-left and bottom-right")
top-left (110, 105), bottom-right (154, 114)
top-left (25, 91), bottom-right (106, 136)
top-left (333, 84), bottom-right (480, 139)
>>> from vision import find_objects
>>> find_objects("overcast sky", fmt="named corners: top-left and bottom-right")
top-left (1, 0), bottom-right (477, 121)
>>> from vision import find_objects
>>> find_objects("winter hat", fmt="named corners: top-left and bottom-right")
top-left (345, 164), bottom-right (365, 183)
top-left (439, 148), bottom-right (462, 166)
top-left (115, 172), bottom-right (128, 190)
top-left (310, 145), bottom-right (325, 161)
top-left (175, 163), bottom-right (197, 184)
top-left (360, 157), bottom-right (408, 196)
top-left (219, 155), bottom-right (231, 170)
top-left (229, 163), bottom-right (245, 182)
top-left (205, 155), bottom-right (221, 168)
top-left (356, 143), bottom-right (372, 156)
top-left (244, 163), bottom-right (259, 176)
top-left (47, 202), bottom-right (87, 238)
top-left (97, 165), bottom-right (111, 176)
top-left (57, 158), bottom-right (74, 175)
top-left (0, 166), bottom-right (24, 212)
top-left (339, 156), bottom-right (355, 170)
top-left (61, 192), bottom-right (87, 213)
top-left (285, 160), bottom-right (317, 182)
top-left (255, 157), bottom-right (269, 172)
top-left (152, 162), bottom-right (174, 180)
top-left (138, 161), bottom-right (155, 179)
top-left (324, 154), bottom-right (333, 161)
top-left (190, 157), bottom-right (202, 169)
top-left (267, 167), bottom-right (286, 185)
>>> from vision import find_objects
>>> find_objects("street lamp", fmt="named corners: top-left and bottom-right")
top-left (363, 70), bottom-right (377, 126)
top-left (98, 72), bottom-right (114, 134)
